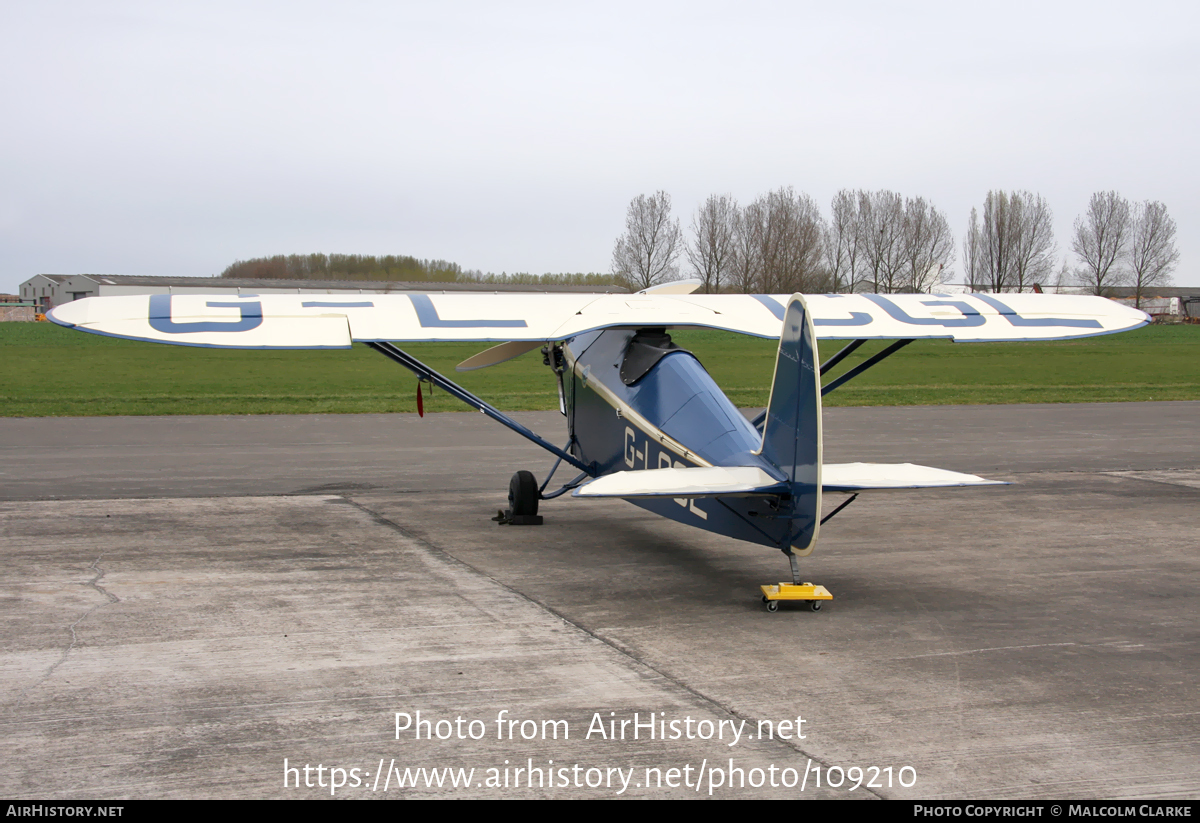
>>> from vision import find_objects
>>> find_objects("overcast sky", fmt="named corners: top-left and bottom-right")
top-left (2, 0), bottom-right (1196, 294)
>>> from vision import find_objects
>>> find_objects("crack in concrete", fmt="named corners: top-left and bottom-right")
top-left (13, 553), bottom-right (120, 711)
top-left (340, 495), bottom-right (880, 800)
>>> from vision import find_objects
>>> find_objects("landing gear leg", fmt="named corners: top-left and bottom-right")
top-left (788, 552), bottom-right (803, 586)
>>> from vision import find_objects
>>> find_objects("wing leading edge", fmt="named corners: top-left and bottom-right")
top-left (48, 291), bottom-right (1148, 348)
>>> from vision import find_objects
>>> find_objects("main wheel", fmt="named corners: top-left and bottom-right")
top-left (810, 601), bottom-right (822, 612)
top-left (766, 600), bottom-right (779, 613)
top-left (508, 470), bottom-right (540, 517)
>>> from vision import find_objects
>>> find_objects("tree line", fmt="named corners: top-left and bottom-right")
top-left (219, 253), bottom-right (619, 288)
top-left (220, 253), bottom-right (468, 282)
top-left (613, 189), bottom-right (1179, 306)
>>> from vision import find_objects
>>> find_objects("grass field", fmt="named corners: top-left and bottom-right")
top-left (2, 321), bottom-right (1198, 417)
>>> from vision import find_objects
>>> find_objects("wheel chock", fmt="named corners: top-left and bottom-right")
top-left (491, 509), bottom-right (544, 526)
top-left (760, 582), bottom-right (832, 612)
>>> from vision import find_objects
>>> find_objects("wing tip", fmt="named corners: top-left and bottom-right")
top-left (45, 307), bottom-right (75, 328)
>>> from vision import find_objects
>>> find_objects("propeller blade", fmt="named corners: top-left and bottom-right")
top-left (636, 279), bottom-right (702, 295)
top-left (456, 340), bottom-right (545, 372)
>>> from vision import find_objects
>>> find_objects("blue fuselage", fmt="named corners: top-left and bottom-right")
top-left (563, 329), bottom-right (806, 552)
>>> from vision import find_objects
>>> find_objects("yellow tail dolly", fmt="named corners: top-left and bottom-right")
top-left (761, 582), bottom-right (832, 613)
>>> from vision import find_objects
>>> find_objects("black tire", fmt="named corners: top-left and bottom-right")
top-left (810, 601), bottom-right (822, 612)
top-left (508, 470), bottom-right (539, 517)
top-left (766, 600), bottom-right (779, 613)
top-left (761, 595), bottom-right (769, 604)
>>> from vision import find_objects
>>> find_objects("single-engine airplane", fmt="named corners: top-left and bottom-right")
top-left (49, 286), bottom-right (1148, 611)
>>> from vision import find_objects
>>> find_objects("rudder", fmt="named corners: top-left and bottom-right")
top-left (758, 294), bottom-right (822, 554)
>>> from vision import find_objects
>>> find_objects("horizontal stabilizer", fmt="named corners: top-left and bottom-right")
top-left (575, 462), bottom-right (1003, 499)
top-left (822, 462), bottom-right (1005, 492)
top-left (573, 466), bottom-right (788, 499)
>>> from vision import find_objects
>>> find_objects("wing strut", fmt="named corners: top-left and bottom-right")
top-left (820, 339), bottom-right (914, 397)
top-left (820, 493), bottom-right (859, 525)
top-left (751, 337), bottom-right (913, 429)
top-left (819, 338), bottom-right (868, 375)
top-left (366, 342), bottom-right (595, 475)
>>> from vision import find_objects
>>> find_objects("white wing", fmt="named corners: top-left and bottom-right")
top-left (48, 291), bottom-right (1148, 349)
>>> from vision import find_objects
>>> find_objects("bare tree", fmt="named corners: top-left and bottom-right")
top-left (826, 189), bottom-right (864, 292)
top-left (740, 187), bottom-right (827, 293)
top-left (831, 189), bottom-right (952, 294)
top-left (860, 190), bottom-right (906, 293)
top-left (1072, 191), bottom-right (1132, 295)
top-left (686, 194), bottom-right (738, 294)
top-left (1009, 192), bottom-right (1056, 292)
top-left (968, 190), bottom-right (1056, 292)
top-left (775, 188), bottom-right (827, 293)
top-left (729, 201), bottom-right (761, 293)
top-left (1127, 200), bottom-right (1179, 308)
top-left (900, 196), bottom-right (955, 292)
top-left (963, 208), bottom-right (986, 291)
top-left (612, 191), bottom-right (683, 291)
top-left (978, 190), bottom-right (1017, 292)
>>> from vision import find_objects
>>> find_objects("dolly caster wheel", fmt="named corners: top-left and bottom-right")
top-left (766, 600), bottom-right (779, 613)
top-left (809, 601), bottom-right (822, 612)
top-left (762, 595), bottom-right (769, 604)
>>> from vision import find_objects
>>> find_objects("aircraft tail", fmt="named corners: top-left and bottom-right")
top-left (757, 294), bottom-right (822, 554)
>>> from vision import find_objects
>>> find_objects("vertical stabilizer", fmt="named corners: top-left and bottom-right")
top-left (758, 294), bottom-right (823, 554)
